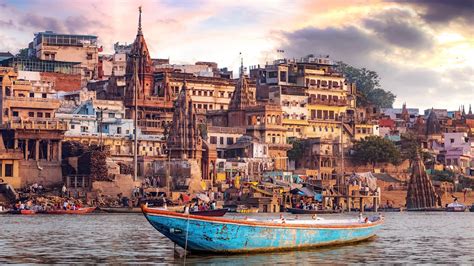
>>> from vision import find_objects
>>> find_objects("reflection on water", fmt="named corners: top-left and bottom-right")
top-left (0, 212), bottom-right (473, 264)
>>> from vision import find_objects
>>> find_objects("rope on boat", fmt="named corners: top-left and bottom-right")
top-left (183, 213), bottom-right (190, 264)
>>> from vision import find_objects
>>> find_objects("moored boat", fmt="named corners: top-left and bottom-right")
top-left (100, 207), bottom-right (142, 213)
top-left (44, 207), bottom-right (96, 215)
top-left (470, 205), bottom-right (474, 212)
top-left (287, 207), bottom-right (342, 214)
top-left (446, 202), bottom-right (467, 212)
top-left (142, 205), bottom-right (383, 254)
top-left (8, 209), bottom-right (36, 215)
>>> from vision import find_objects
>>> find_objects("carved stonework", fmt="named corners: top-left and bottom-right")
top-left (167, 81), bottom-right (203, 160)
top-left (406, 154), bottom-right (439, 209)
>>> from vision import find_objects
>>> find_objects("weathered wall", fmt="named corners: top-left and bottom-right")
top-left (19, 160), bottom-right (63, 187)
top-left (41, 72), bottom-right (81, 92)
top-left (92, 174), bottom-right (141, 198)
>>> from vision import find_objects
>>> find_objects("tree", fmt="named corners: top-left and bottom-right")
top-left (352, 136), bottom-right (401, 169)
top-left (287, 138), bottom-right (304, 162)
top-left (400, 132), bottom-right (434, 165)
top-left (337, 62), bottom-right (396, 108)
top-left (16, 48), bottom-right (29, 58)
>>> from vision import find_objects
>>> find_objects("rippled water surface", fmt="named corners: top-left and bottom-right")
top-left (1, 212), bottom-right (473, 264)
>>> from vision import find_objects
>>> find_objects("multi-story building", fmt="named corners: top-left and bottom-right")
top-left (0, 67), bottom-right (66, 188)
top-left (30, 31), bottom-right (99, 85)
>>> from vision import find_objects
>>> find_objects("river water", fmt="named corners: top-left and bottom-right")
top-left (0, 212), bottom-right (473, 264)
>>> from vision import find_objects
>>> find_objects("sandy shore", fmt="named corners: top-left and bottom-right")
top-left (381, 190), bottom-right (474, 208)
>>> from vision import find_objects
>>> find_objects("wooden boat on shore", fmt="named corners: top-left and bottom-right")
top-left (142, 205), bottom-right (383, 254)
top-left (100, 207), bottom-right (142, 213)
top-left (287, 207), bottom-right (342, 214)
top-left (44, 207), bottom-right (96, 215)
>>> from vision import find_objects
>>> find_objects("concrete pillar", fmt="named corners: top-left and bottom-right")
top-left (47, 140), bottom-right (51, 161)
top-left (14, 139), bottom-right (18, 149)
top-left (58, 141), bottom-right (62, 161)
top-left (35, 140), bottom-right (40, 161)
top-left (25, 139), bottom-right (29, 160)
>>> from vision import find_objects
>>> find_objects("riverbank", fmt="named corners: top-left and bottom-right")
top-left (381, 190), bottom-right (474, 208)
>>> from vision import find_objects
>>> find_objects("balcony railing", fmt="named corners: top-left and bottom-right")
top-left (3, 119), bottom-right (68, 131)
top-left (308, 97), bottom-right (347, 106)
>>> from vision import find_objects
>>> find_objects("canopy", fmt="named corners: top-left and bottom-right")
top-left (291, 187), bottom-right (316, 197)
top-left (349, 172), bottom-right (378, 191)
top-left (195, 193), bottom-right (210, 203)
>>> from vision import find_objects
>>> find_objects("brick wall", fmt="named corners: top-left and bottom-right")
top-left (41, 72), bottom-right (81, 92)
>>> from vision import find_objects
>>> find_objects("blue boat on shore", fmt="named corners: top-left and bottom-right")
top-left (142, 205), bottom-right (383, 253)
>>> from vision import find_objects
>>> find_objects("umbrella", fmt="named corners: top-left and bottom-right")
top-left (195, 193), bottom-right (210, 203)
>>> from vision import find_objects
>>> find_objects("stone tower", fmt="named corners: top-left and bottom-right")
top-left (425, 108), bottom-right (441, 136)
top-left (126, 6), bottom-right (154, 99)
top-left (228, 60), bottom-right (256, 127)
top-left (167, 80), bottom-right (203, 160)
top-left (406, 153), bottom-right (439, 209)
top-left (401, 102), bottom-right (409, 123)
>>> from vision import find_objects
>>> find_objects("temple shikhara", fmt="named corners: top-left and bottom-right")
top-left (0, 6), bottom-right (472, 213)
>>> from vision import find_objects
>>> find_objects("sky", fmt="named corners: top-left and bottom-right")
top-left (0, 0), bottom-right (472, 111)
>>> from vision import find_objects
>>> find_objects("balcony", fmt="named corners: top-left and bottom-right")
top-left (308, 97), bottom-right (347, 106)
top-left (3, 119), bottom-right (68, 131)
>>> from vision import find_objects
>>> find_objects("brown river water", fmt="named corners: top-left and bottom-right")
top-left (0, 212), bottom-right (473, 264)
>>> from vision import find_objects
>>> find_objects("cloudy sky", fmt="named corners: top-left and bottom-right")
top-left (0, 0), bottom-right (472, 111)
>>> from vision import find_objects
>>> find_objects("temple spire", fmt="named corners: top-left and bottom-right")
top-left (469, 104), bottom-right (472, 115)
top-left (137, 6), bottom-right (143, 36)
top-left (240, 52), bottom-right (244, 78)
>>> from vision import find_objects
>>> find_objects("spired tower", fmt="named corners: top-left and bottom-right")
top-left (167, 80), bottom-right (203, 160)
top-left (406, 153), bottom-right (439, 209)
top-left (228, 59), bottom-right (256, 127)
top-left (126, 6), bottom-right (154, 99)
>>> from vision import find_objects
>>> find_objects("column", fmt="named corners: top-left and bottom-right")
top-left (24, 139), bottom-right (29, 160)
top-left (47, 140), bottom-right (51, 161)
top-left (35, 140), bottom-right (40, 161)
top-left (14, 139), bottom-right (18, 149)
top-left (58, 141), bottom-right (62, 161)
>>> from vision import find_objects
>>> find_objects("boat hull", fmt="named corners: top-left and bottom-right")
top-left (143, 207), bottom-right (382, 253)
top-left (44, 207), bottom-right (96, 214)
top-left (100, 207), bottom-right (142, 213)
top-left (287, 208), bottom-right (341, 214)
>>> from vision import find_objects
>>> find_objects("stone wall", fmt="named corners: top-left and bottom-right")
top-left (41, 72), bottom-right (81, 92)
top-left (19, 160), bottom-right (63, 187)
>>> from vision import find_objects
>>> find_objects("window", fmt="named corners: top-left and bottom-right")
top-left (37, 112), bottom-right (43, 118)
top-left (108, 113), bottom-right (115, 118)
top-left (117, 127), bottom-right (122, 134)
top-left (227, 137), bottom-right (234, 145)
top-left (280, 71), bottom-right (287, 82)
top-left (450, 139), bottom-right (454, 143)
top-left (219, 137), bottom-right (224, 145)
top-left (28, 112), bottom-right (34, 117)
top-left (42, 93), bottom-right (47, 98)
top-left (268, 71), bottom-right (277, 78)
top-left (5, 164), bottom-right (13, 177)
top-left (45, 113), bottom-right (51, 118)
top-left (0, 162), bottom-right (2, 177)
top-left (29, 92), bottom-right (35, 98)
top-left (71, 125), bottom-right (75, 129)
top-left (13, 111), bottom-right (18, 117)
top-left (210, 136), bottom-right (217, 144)
top-left (87, 53), bottom-right (93, 60)
top-left (81, 126), bottom-right (88, 132)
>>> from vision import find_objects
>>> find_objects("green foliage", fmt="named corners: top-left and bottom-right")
top-left (287, 138), bottom-right (304, 161)
top-left (16, 48), bottom-right (29, 58)
top-left (337, 62), bottom-right (396, 108)
top-left (352, 136), bottom-right (401, 167)
top-left (400, 132), bottom-right (434, 164)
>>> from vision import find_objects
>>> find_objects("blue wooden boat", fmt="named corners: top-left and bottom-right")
top-left (142, 205), bottom-right (383, 253)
